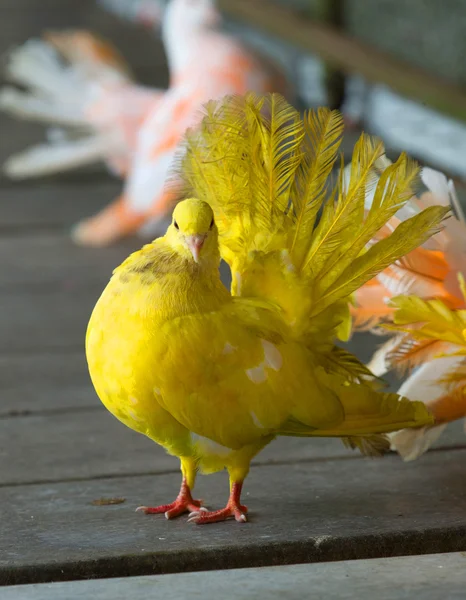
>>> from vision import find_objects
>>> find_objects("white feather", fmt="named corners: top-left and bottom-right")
top-left (389, 355), bottom-right (463, 460)
top-left (389, 424), bottom-right (447, 462)
top-left (366, 336), bottom-right (401, 377)
top-left (420, 167), bottom-right (451, 206)
top-left (0, 87), bottom-right (87, 126)
top-left (3, 136), bottom-right (110, 179)
top-left (5, 40), bottom-right (85, 102)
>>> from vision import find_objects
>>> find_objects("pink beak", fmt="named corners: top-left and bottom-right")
top-left (186, 234), bottom-right (206, 263)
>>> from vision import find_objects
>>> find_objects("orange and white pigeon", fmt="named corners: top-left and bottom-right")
top-left (351, 165), bottom-right (466, 369)
top-left (0, 0), bottom-right (290, 246)
top-left (350, 164), bottom-right (466, 460)
top-left (383, 276), bottom-right (466, 461)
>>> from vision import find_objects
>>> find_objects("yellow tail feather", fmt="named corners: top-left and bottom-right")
top-left (279, 382), bottom-right (433, 437)
top-left (174, 92), bottom-right (449, 347)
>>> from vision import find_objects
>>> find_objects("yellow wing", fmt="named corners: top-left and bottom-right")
top-left (150, 303), bottom-right (433, 450)
top-left (149, 305), bottom-right (342, 449)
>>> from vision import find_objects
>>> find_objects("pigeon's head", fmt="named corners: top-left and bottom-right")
top-left (167, 198), bottom-right (218, 264)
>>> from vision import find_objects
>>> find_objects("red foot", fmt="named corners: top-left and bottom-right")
top-left (188, 481), bottom-right (247, 524)
top-left (136, 478), bottom-right (204, 519)
top-left (136, 498), bottom-right (205, 520)
top-left (188, 502), bottom-right (248, 524)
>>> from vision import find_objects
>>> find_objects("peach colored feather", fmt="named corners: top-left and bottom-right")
top-left (352, 166), bottom-right (466, 359)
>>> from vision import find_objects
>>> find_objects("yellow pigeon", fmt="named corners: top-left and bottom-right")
top-left (86, 93), bottom-right (448, 524)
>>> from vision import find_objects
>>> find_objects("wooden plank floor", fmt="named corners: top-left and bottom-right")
top-left (1, 0), bottom-right (465, 593)
top-left (4, 553), bottom-right (466, 600)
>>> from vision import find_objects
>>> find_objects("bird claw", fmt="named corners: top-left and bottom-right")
top-left (187, 507), bottom-right (208, 517)
top-left (136, 497), bottom-right (204, 519)
top-left (187, 507), bottom-right (209, 519)
top-left (187, 504), bottom-right (248, 524)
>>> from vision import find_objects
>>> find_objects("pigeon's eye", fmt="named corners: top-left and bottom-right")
top-left (209, 218), bottom-right (214, 230)
top-left (174, 221), bottom-right (179, 230)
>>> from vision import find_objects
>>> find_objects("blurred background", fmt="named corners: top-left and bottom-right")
top-left (2, 0), bottom-right (466, 181)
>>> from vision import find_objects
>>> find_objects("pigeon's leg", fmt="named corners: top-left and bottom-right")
top-left (188, 470), bottom-right (248, 525)
top-left (136, 457), bottom-right (204, 519)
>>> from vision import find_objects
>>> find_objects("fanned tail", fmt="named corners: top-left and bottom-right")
top-left (0, 32), bottom-right (135, 178)
top-left (175, 92), bottom-right (449, 346)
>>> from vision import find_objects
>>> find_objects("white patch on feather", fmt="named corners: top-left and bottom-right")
top-left (246, 340), bottom-right (282, 384)
top-left (250, 411), bottom-right (265, 429)
top-left (261, 339), bottom-right (283, 371)
top-left (280, 249), bottom-right (295, 272)
top-left (222, 342), bottom-right (236, 355)
top-left (129, 396), bottom-right (139, 405)
top-left (127, 408), bottom-right (144, 422)
top-left (234, 271), bottom-right (242, 295)
top-left (191, 433), bottom-right (232, 457)
top-left (153, 387), bottom-right (161, 396)
top-left (246, 364), bottom-right (268, 384)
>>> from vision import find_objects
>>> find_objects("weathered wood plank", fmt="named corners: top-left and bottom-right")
top-left (0, 409), bottom-right (164, 486)
top-left (0, 182), bottom-right (120, 228)
top-left (2, 450), bottom-right (466, 584)
top-left (0, 287), bottom-right (100, 352)
top-left (0, 233), bottom-right (139, 288)
top-left (0, 351), bottom-right (94, 415)
top-left (4, 553), bottom-right (466, 600)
